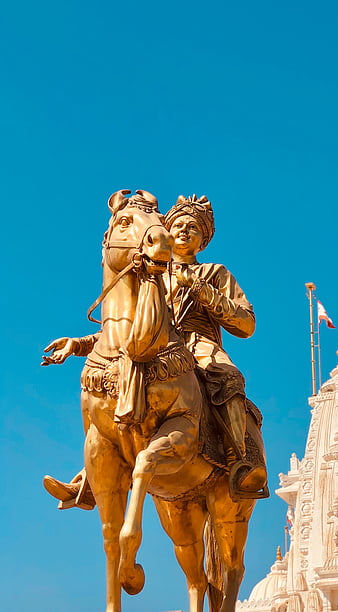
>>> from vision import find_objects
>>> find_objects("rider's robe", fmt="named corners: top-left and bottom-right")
top-left (164, 263), bottom-right (264, 469)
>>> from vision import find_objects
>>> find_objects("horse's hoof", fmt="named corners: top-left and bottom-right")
top-left (120, 563), bottom-right (145, 595)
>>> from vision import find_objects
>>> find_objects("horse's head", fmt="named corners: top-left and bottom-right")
top-left (103, 189), bottom-right (173, 275)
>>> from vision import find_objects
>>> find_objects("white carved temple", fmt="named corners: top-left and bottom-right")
top-left (238, 365), bottom-right (338, 612)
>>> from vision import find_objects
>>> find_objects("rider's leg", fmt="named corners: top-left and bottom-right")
top-left (153, 496), bottom-right (208, 612)
top-left (119, 413), bottom-right (200, 595)
top-left (85, 422), bottom-right (130, 612)
top-left (206, 474), bottom-right (255, 612)
top-left (191, 339), bottom-right (267, 497)
top-left (217, 395), bottom-right (267, 496)
top-left (189, 337), bottom-right (246, 461)
top-left (221, 393), bottom-right (246, 459)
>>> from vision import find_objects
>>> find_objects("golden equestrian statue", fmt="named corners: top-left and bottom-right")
top-left (42, 189), bottom-right (268, 612)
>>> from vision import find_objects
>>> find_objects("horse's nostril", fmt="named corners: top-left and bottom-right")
top-left (147, 235), bottom-right (154, 245)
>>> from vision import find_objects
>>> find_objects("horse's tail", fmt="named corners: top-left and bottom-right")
top-left (205, 515), bottom-right (224, 612)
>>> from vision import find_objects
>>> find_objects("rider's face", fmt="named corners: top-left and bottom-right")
top-left (170, 215), bottom-right (204, 257)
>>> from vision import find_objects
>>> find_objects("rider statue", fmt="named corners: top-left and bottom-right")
top-left (42, 194), bottom-right (267, 508)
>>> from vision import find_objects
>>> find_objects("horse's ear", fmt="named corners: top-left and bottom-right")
top-left (135, 190), bottom-right (158, 206)
top-left (176, 195), bottom-right (186, 204)
top-left (107, 189), bottom-right (131, 214)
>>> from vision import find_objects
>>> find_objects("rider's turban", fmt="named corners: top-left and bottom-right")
top-left (164, 194), bottom-right (215, 250)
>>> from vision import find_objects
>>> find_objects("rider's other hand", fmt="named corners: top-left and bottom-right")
top-left (41, 337), bottom-right (78, 366)
top-left (174, 265), bottom-right (197, 288)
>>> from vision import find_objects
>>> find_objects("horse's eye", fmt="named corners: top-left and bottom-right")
top-left (120, 217), bottom-right (131, 228)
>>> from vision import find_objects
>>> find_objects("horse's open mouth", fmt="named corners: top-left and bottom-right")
top-left (143, 254), bottom-right (169, 271)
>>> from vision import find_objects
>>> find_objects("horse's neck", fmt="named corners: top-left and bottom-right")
top-left (95, 263), bottom-right (170, 362)
top-left (96, 264), bottom-right (138, 358)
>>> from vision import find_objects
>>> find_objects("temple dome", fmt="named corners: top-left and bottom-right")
top-left (248, 550), bottom-right (288, 603)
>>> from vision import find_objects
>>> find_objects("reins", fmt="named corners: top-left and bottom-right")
top-left (87, 261), bottom-right (136, 324)
top-left (168, 260), bottom-right (178, 330)
top-left (87, 223), bottom-right (165, 325)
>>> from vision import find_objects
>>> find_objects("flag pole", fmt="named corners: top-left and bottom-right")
top-left (305, 282), bottom-right (317, 396)
top-left (317, 306), bottom-right (322, 390)
top-left (284, 525), bottom-right (289, 555)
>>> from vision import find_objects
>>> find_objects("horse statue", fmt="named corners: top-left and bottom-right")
top-left (42, 189), bottom-right (265, 612)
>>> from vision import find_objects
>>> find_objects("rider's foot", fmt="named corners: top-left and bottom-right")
top-left (229, 460), bottom-right (268, 500)
top-left (237, 464), bottom-right (267, 492)
top-left (43, 471), bottom-right (96, 510)
top-left (43, 475), bottom-right (82, 501)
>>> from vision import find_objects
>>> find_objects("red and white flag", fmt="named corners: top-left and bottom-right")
top-left (317, 300), bottom-right (336, 328)
top-left (286, 506), bottom-right (294, 527)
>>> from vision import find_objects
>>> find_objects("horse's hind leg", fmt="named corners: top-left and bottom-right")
top-left (119, 415), bottom-right (199, 595)
top-left (153, 496), bottom-right (208, 612)
top-left (206, 475), bottom-right (255, 612)
top-left (85, 423), bottom-right (131, 612)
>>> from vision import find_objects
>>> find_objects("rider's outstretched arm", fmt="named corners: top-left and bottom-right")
top-left (41, 333), bottom-right (100, 366)
top-left (72, 333), bottom-right (101, 356)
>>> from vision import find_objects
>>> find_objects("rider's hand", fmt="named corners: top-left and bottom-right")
top-left (41, 337), bottom-right (79, 366)
top-left (174, 264), bottom-right (197, 288)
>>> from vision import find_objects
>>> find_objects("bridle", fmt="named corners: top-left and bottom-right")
top-left (104, 223), bottom-right (164, 250)
top-left (87, 223), bottom-right (167, 324)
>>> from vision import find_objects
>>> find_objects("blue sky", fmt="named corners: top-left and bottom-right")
top-left (1, 2), bottom-right (338, 611)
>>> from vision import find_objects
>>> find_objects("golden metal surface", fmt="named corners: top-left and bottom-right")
top-left (42, 191), bottom-right (268, 612)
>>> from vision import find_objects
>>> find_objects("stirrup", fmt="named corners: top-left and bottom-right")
top-left (43, 469), bottom-right (95, 511)
top-left (229, 461), bottom-right (269, 502)
top-left (58, 470), bottom-right (96, 511)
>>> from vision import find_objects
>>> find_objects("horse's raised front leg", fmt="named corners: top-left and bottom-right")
top-left (85, 422), bottom-right (131, 612)
top-left (206, 474), bottom-right (255, 612)
top-left (153, 496), bottom-right (208, 612)
top-left (118, 415), bottom-right (199, 595)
